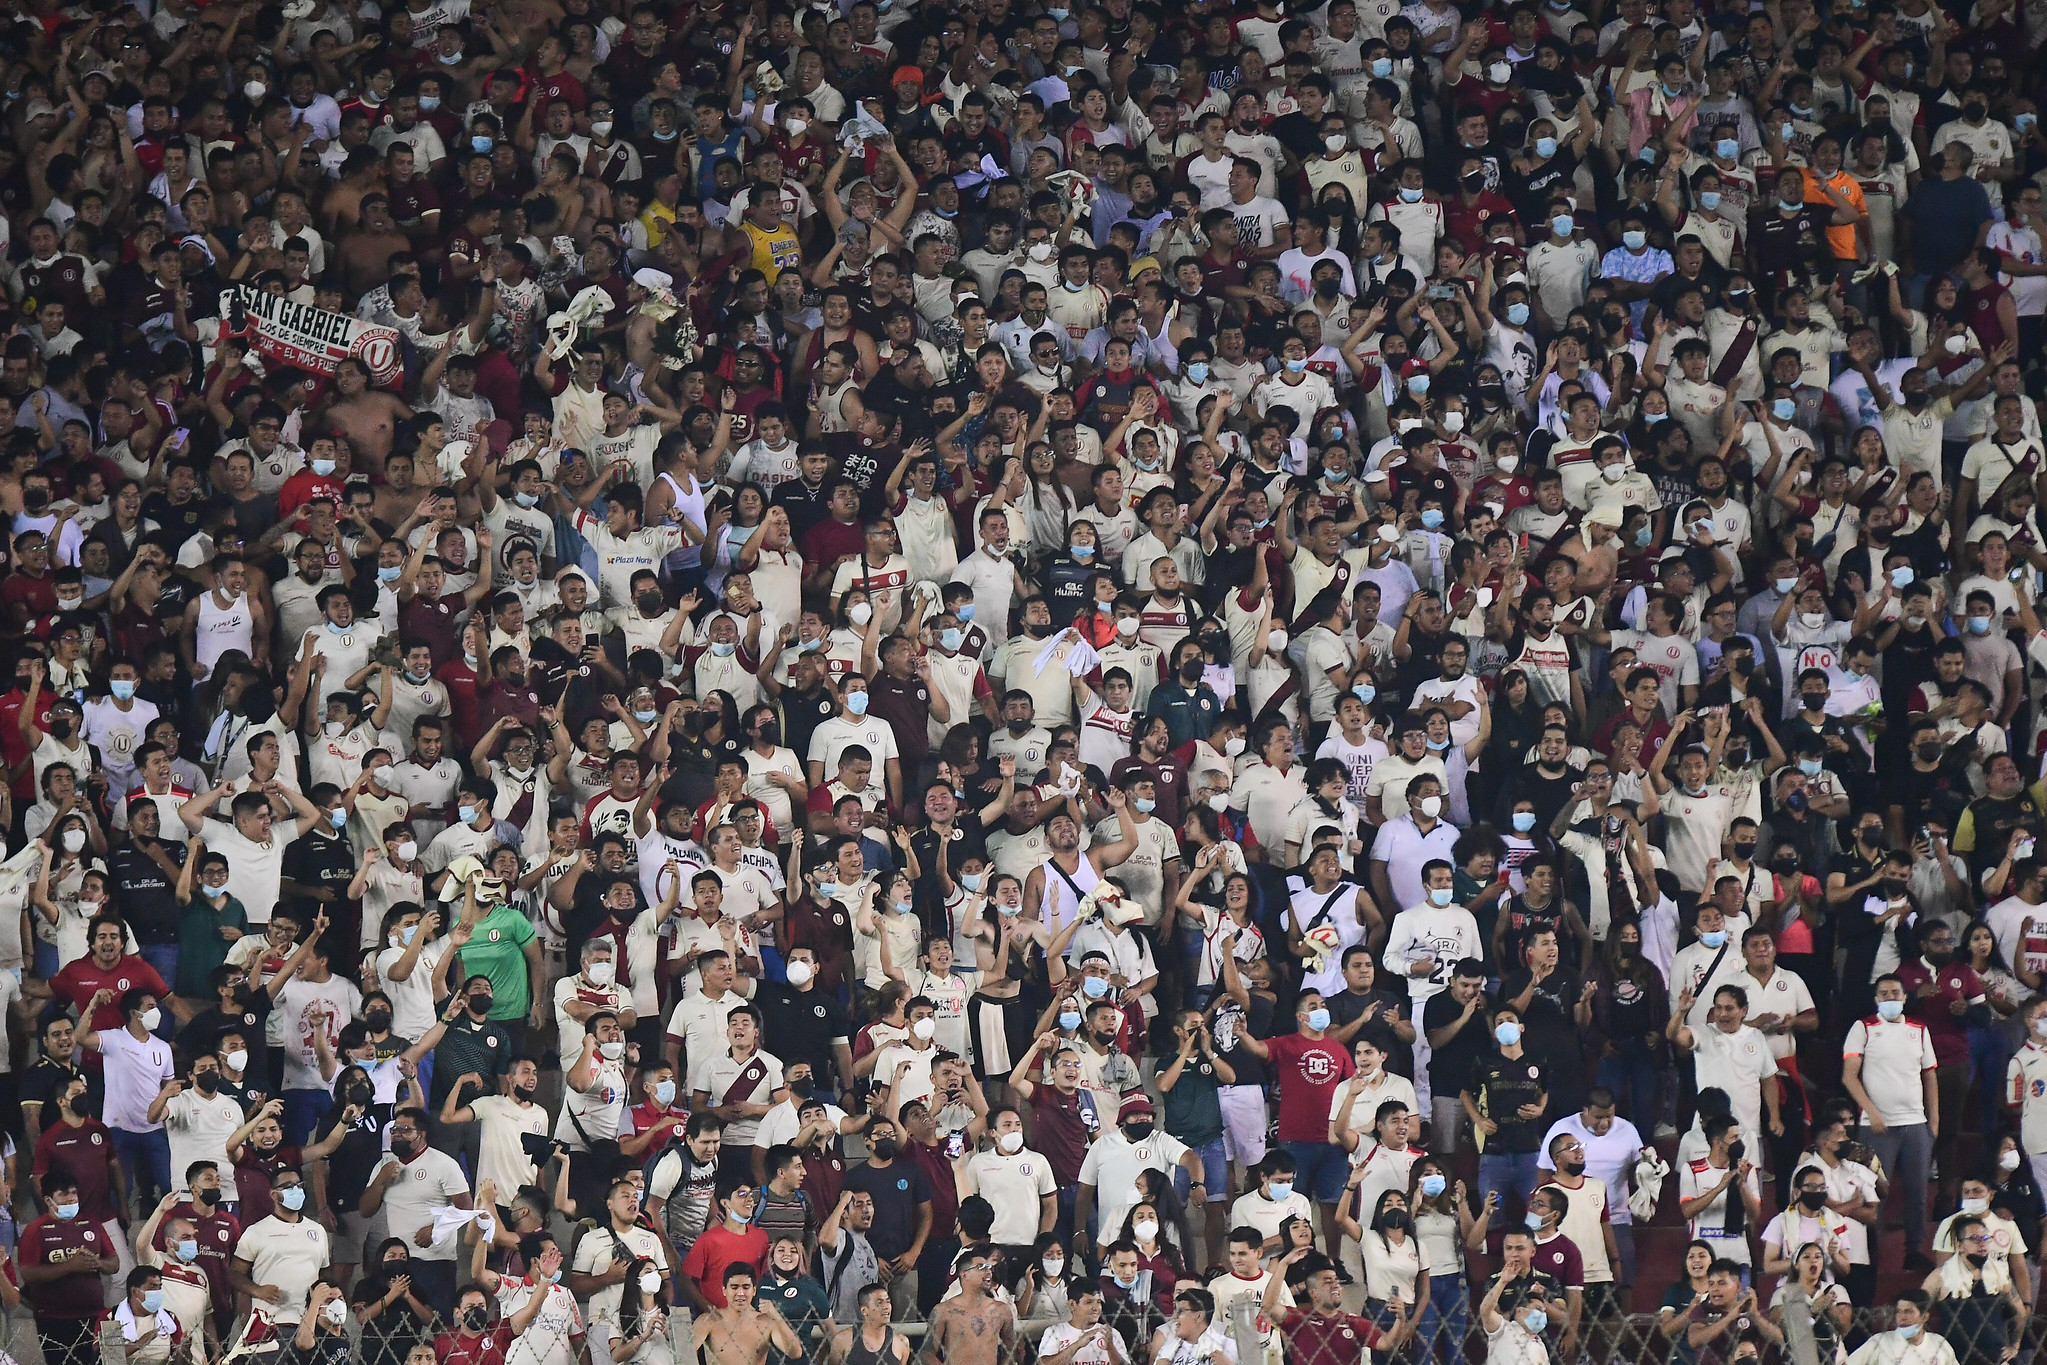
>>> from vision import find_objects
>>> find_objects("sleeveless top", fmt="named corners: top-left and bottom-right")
top-left (195, 591), bottom-right (254, 671)
top-left (849, 1327), bottom-right (898, 1365)
top-left (1036, 854), bottom-right (1100, 936)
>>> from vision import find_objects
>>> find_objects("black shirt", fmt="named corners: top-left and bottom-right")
top-left (770, 478), bottom-right (832, 547)
top-left (110, 840), bottom-right (183, 945)
top-left (1422, 991), bottom-right (1490, 1101)
top-left (779, 686), bottom-right (836, 773)
top-left (21, 1057), bottom-right (98, 1128)
top-left (280, 828), bottom-right (355, 921)
top-left (141, 490), bottom-right (214, 551)
top-left (1211, 990), bottom-right (1275, 1088)
top-left (756, 982), bottom-right (854, 1087)
top-left (1466, 1050), bottom-right (1549, 1152)
top-left (1327, 986), bottom-right (1411, 1077)
top-left (909, 814), bottom-right (990, 914)
top-left (1497, 968), bottom-right (1582, 1082)
top-left (183, 999), bottom-right (274, 1103)
top-left (841, 1158), bottom-right (934, 1260)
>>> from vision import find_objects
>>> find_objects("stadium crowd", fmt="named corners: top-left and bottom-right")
top-left (3, 0), bottom-right (2047, 1363)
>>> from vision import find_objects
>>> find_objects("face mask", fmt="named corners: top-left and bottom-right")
top-left (845, 691), bottom-right (871, 716)
top-left (1877, 999), bottom-right (1905, 1021)
top-left (1603, 464), bottom-right (1628, 484)
top-left (1070, 543), bottom-right (1095, 560)
top-left (1524, 1310), bottom-right (1549, 1335)
top-left (599, 1040), bottom-right (626, 1060)
top-left (1399, 187), bottom-right (1423, 203)
top-left (1898, 1326), bottom-right (1921, 1341)
top-left (1207, 793), bottom-right (1229, 812)
top-left (1059, 1010), bottom-right (1083, 1031)
top-left (1421, 1174), bottom-right (1447, 1198)
top-left (110, 679), bottom-right (137, 702)
top-left (1416, 795), bottom-right (1443, 819)
top-left (176, 1239), bottom-right (200, 1263)
top-left (1123, 1121), bottom-right (1155, 1141)
top-left (1183, 361), bottom-right (1212, 386)
top-left (323, 1298), bottom-right (348, 1327)
top-left (637, 1269), bottom-right (664, 1295)
top-left (1269, 1181), bottom-right (1295, 1201)
top-left (1285, 358), bottom-right (1307, 374)
top-left (1408, 375), bottom-right (1431, 396)
top-left (2003, 1148), bottom-right (2024, 1172)
top-left (1508, 811), bottom-right (1538, 834)
top-left (1496, 1021), bottom-right (1521, 1046)
top-left (1043, 1257), bottom-right (1066, 1278)
top-left (1525, 1211), bottom-right (1547, 1231)
top-left (1180, 661), bottom-right (1205, 684)
top-left (1420, 508), bottom-right (1444, 530)
top-left (143, 1290), bottom-right (164, 1314)
top-left (223, 1050), bottom-right (249, 1072)
top-left (911, 1017), bottom-right (937, 1041)
top-left (1695, 190), bottom-right (1723, 212)
top-left (1428, 887), bottom-right (1454, 907)
top-left (1307, 1007), bottom-right (1331, 1030)
top-left (62, 829), bottom-right (85, 853)
top-left (1081, 975), bottom-right (1111, 1000)
top-left (278, 1187), bottom-right (307, 1212)
top-left (1970, 616), bottom-right (1994, 635)
top-left (1623, 230), bottom-right (1647, 250)
top-left (419, 95), bottom-right (441, 111)
top-left (1505, 302), bottom-right (1531, 327)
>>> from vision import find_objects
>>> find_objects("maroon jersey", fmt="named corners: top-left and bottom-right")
top-left (20, 1213), bottom-right (112, 1319)
top-left (33, 1121), bottom-right (120, 1225)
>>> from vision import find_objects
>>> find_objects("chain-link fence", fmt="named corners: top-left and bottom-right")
top-left (0, 1272), bottom-right (2020, 1365)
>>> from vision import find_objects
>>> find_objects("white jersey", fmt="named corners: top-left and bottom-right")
top-left (194, 592), bottom-right (254, 674)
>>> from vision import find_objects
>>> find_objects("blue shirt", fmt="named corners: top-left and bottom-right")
top-left (1905, 174), bottom-right (1994, 274)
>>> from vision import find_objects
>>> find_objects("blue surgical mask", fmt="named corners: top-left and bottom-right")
top-left (1699, 190), bottom-right (1722, 211)
top-left (894, 900), bottom-right (914, 915)
top-left (328, 809), bottom-right (346, 830)
top-left (1082, 976), bottom-right (1109, 999)
top-left (1428, 887), bottom-right (1454, 907)
top-left (458, 804), bottom-right (479, 824)
top-left (1797, 758), bottom-right (1823, 778)
top-left (1307, 1007), bottom-right (1331, 1030)
top-left (940, 628), bottom-right (964, 651)
top-left (142, 1290), bottom-right (164, 1314)
top-left (1524, 1309), bottom-right (1549, 1335)
top-left (1622, 230), bottom-right (1647, 250)
top-left (1512, 811), bottom-right (1536, 832)
top-left (1070, 543), bottom-right (1095, 560)
top-left (515, 492), bottom-right (540, 508)
top-left (1134, 797), bottom-right (1157, 813)
top-left (419, 95), bottom-right (441, 111)
top-left (54, 1202), bottom-right (79, 1221)
top-left (311, 458), bottom-right (337, 477)
top-left (1525, 1212), bottom-right (1545, 1231)
top-left (1270, 1181), bottom-right (1295, 1201)
top-left (1970, 616), bottom-right (1994, 635)
top-left (1897, 1324), bottom-right (1921, 1340)
top-left (845, 691), bottom-right (870, 716)
top-left (1772, 398), bottom-right (1796, 421)
top-left (1700, 929), bottom-right (1728, 948)
top-left (1534, 136), bottom-right (1558, 158)
top-left (634, 708), bottom-right (659, 723)
top-left (1878, 999), bottom-right (1905, 1022)
top-left (1552, 213), bottom-right (1574, 237)
top-left (110, 680), bottom-right (136, 701)
top-left (1285, 358), bottom-right (1307, 373)
top-left (1634, 526), bottom-right (1653, 547)
top-left (957, 604), bottom-right (975, 623)
top-left (1506, 302), bottom-right (1530, 326)
top-left (1325, 468), bottom-right (1349, 484)
top-left (1059, 1010), bottom-right (1082, 1031)
top-left (378, 565), bottom-right (402, 583)
top-left (1890, 566), bottom-right (1913, 589)
top-left (1716, 138), bottom-right (1739, 159)
top-left (710, 642), bottom-right (737, 657)
top-left (1408, 374), bottom-right (1430, 396)
top-left (656, 1080), bottom-right (677, 1106)
top-left (1421, 509), bottom-right (1444, 529)
top-left (962, 873), bottom-right (983, 892)
top-left (1399, 186), bottom-right (1423, 203)
top-left (1774, 577), bottom-right (1798, 595)
top-left (1185, 362), bottom-right (1210, 384)
top-left (2020, 114), bottom-right (2038, 134)
top-left (176, 1239), bottom-right (200, 1263)
top-left (472, 135), bottom-right (494, 153)
top-left (1371, 58), bottom-right (1393, 77)
top-left (1495, 1021), bottom-right (1521, 1046)
top-left (1421, 1174), bottom-right (1447, 1197)
top-left (277, 1187), bottom-right (306, 1212)
top-left (1426, 737), bottom-right (1450, 751)
top-left (816, 880), bottom-right (841, 899)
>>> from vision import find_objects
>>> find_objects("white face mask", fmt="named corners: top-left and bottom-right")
top-left (1418, 795), bottom-right (1443, 818)
top-left (848, 602), bottom-right (873, 626)
top-left (1131, 1219), bottom-right (1160, 1240)
top-left (1223, 735), bottom-right (1246, 757)
top-left (785, 959), bottom-right (814, 986)
top-left (61, 829), bottom-right (85, 853)
top-left (998, 1130), bottom-right (1024, 1153)
top-left (1116, 616), bottom-right (1140, 637)
top-left (139, 1008), bottom-right (162, 1031)
top-left (912, 1017), bottom-right (937, 1040)
top-left (599, 1040), bottom-right (626, 1060)
top-left (639, 1270), bottom-right (663, 1294)
top-left (323, 1299), bottom-right (347, 1327)
top-left (222, 1050), bottom-right (249, 1072)
top-left (587, 961), bottom-right (615, 986)
top-left (396, 840), bottom-right (418, 861)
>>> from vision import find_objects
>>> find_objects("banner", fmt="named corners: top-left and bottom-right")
top-left (217, 285), bottom-right (403, 387)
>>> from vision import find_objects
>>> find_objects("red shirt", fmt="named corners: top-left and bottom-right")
top-left (1443, 190), bottom-right (1519, 258)
top-left (1896, 956), bottom-right (1984, 1068)
top-left (0, 684), bottom-right (53, 799)
top-left (33, 1120), bottom-right (120, 1225)
top-left (678, 1223), bottom-right (768, 1306)
top-left (1263, 1033), bottom-right (1355, 1142)
top-left (51, 956), bottom-right (170, 1069)
top-left (276, 469), bottom-right (347, 522)
top-left (1027, 1085), bottom-right (1094, 1185)
top-left (435, 1324), bottom-right (515, 1365)
top-left (1276, 1308), bottom-right (1388, 1365)
top-left (1530, 1228), bottom-right (1585, 1288)
top-left (20, 1212), bottom-right (111, 1319)
top-left (435, 656), bottom-right (482, 749)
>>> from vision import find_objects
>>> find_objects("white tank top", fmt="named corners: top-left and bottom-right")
top-left (1037, 853), bottom-right (1099, 936)
top-left (819, 378), bottom-right (857, 433)
top-left (195, 591), bottom-right (254, 672)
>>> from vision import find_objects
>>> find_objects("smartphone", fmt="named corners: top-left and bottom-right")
top-left (946, 1131), bottom-right (965, 1159)
top-left (1428, 284), bottom-right (1455, 300)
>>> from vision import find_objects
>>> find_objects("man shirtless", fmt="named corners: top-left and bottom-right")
top-left (702, 1264), bottom-right (805, 1365)
top-left (322, 358), bottom-right (414, 477)
top-left (829, 1283), bottom-right (911, 1365)
top-left (925, 1253), bottom-right (1016, 1365)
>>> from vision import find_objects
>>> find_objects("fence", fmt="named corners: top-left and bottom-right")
top-left (0, 1276), bottom-right (2013, 1365)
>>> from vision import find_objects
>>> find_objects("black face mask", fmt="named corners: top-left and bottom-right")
top-left (1967, 1252), bottom-right (1990, 1268)
top-left (870, 1138), bottom-right (899, 1160)
top-left (755, 722), bottom-right (781, 746)
top-left (1726, 1139), bottom-right (1746, 1163)
top-left (194, 1072), bottom-right (220, 1094)
top-left (23, 489), bottom-right (49, 513)
top-left (1461, 172), bottom-right (1483, 192)
top-left (193, 1187), bottom-right (219, 1207)
top-left (1733, 842), bottom-right (1758, 858)
top-left (49, 717), bottom-right (73, 739)
top-left (1801, 693), bottom-right (1826, 710)
top-left (636, 592), bottom-right (664, 614)
top-left (1918, 743), bottom-right (1943, 762)
top-left (364, 1010), bottom-right (392, 1032)
top-left (1965, 102), bottom-right (1988, 120)
top-left (1123, 1122), bottom-right (1155, 1141)
top-left (513, 1083), bottom-right (538, 1103)
top-left (1799, 1189), bottom-right (1829, 1210)
top-left (469, 993), bottom-right (494, 1015)
top-left (1315, 278), bottom-right (1340, 299)
top-left (1572, 40), bottom-right (1598, 60)
top-left (1381, 1211), bottom-right (1409, 1231)
top-left (464, 1307), bottom-right (491, 1331)
top-left (1179, 660), bottom-right (1204, 684)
